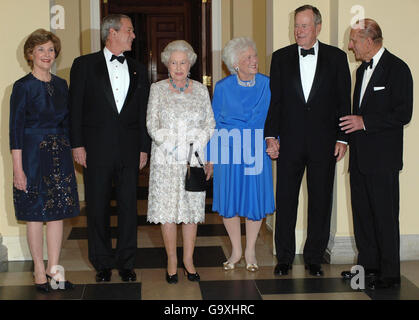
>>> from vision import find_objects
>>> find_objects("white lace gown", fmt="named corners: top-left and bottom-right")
top-left (146, 80), bottom-right (215, 224)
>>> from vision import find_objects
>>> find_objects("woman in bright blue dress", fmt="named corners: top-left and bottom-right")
top-left (207, 37), bottom-right (275, 271)
top-left (9, 29), bottom-right (79, 292)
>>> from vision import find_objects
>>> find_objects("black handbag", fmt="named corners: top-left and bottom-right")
top-left (185, 144), bottom-right (207, 192)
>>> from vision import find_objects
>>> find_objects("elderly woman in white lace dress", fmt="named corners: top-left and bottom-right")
top-left (146, 40), bottom-right (215, 284)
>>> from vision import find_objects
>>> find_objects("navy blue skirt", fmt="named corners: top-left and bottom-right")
top-left (13, 128), bottom-right (80, 222)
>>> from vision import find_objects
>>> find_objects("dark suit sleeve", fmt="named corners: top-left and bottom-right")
top-left (138, 65), bottom-right (151, 154)
top-left (69, 57), bottom-right (86, 148)
top-left (336, 51), bottom-right (351, 142)
top-left (363, 62), bottom-right (413, 133)
top-left (264, 52), bottom-right (281, 139)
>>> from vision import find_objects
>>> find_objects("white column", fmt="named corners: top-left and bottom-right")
top-left (90, 0), bottom-right (101, 52)
top-left (211, 0), bottom-right (222, 89)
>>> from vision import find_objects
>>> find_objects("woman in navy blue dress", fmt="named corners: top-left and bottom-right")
top-left (10, 29), bottom-right (79, 292)
top-left (207, 38), bottom-right (275, 271)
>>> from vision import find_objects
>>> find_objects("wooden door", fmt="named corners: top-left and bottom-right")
top-left (100, 0), bottom-right (212, 92)
top-left (148, 15), bottom-right (185, 82)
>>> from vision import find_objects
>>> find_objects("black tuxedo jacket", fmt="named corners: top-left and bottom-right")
top-left (264, 42), bottom-right (351, 159)
top-left (69, 51), bottom-right (151, 167)
top-left (350, 49), bottom-right (413, 174)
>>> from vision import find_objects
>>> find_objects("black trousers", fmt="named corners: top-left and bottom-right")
top-left (275, 152), bottom-right (336, 265)
top-left (84, 162), bottom-right (139, 271)
top-left (350, 162), bottom-right (400, 279)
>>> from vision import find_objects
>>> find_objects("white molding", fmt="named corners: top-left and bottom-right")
top-left (0, 234), bottom-right (8, 265)
top-left (49, 0), bottom-right (57, 75)
top-left (2, 235), bottom-right (48, 261)
top-left (211, 0), bottom-right (222, 89)
top-left (400, 235), bottom-right (419, 260)
top-left (326, 234), bottom-right (419, 264)
top-left (90, 0), bottom-right (101, 53)
top-left (265, 0), bottom-right (273, 74)
top-left (325, 234), bottom-right (357, 264)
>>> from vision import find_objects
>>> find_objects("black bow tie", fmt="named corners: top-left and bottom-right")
top-left (362, 59), bottom-right (373, 70)
top-left (110, 55), bottom-right (125, 64)
top-left (300, 47), bottom-right (315, 57)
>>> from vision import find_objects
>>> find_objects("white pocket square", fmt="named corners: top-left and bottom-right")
top-left (374, 86), bottom-right (386, 91)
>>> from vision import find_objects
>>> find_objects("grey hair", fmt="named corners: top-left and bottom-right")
top-left (354, 18), bottom-right (383, 45)
top-left (101, 14), bottom-right (130, 44)
top-left (161, 40), bottom-right (197, 67)
top-left (295, 5), bottom-right (322, 26)
top-left (222, 37), bottom-right (257, 74)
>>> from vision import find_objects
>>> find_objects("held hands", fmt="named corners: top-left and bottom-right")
top-left (13, 169), bottom-right (27, 193)
top-left (139, 152), bottom-right (148, 170)
top-left (266, 138), bottom-right (280, 159)
top-left (72, 147), bottom-right (87, 168)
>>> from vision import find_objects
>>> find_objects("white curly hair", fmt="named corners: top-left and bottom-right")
top-left (161, 40), bottom-right (197, 67)
top-left (222, 37), bottom-right (257, 74)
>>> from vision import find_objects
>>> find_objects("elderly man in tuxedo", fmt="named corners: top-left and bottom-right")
top-left (264, 5), bottom-right (351, 277)
top-left (69, 14), bottom-right (150, 282)
top-left (340, 19), bottom-right (413, 289)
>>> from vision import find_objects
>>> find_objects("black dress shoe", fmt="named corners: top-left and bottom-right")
top-left (119, 269), bottom-right (137, 282)
top-left (182, 264), bottom-right (200, 282)
top-left (96, 269), bottom-right (112, 282)
top-left (368, 277), bottom-right (401, 290)
top-left (341, 269), bottom-right (379, 280)
top-left (35, 282), bottom-right (50, 293)
top-left (46, 274), bottom-right (75, 290)
top-left (166, 272), bottom-right (178, 284)
top-left (305, 264), bottom-right (324, 276)
top-left (274, 263), bottom-right (291, 275)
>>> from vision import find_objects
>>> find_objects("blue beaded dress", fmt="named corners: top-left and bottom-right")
top-left (9, 73), bottom-right (80, 222)
top-left (208, 73), bottom-right (275, 221)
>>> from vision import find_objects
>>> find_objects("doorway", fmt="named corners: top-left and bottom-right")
top-left (101, 0), bottom-right (212, 92)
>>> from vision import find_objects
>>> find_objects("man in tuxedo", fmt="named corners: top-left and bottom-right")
top-left (264, 5), bottom-right (351, 276)
top-left (69, 14), bottom-right (150, 282)
top-left (340, 19), bottom-right (413, 289)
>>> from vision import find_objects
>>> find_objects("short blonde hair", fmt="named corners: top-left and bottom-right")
top-left (161, 40), bottom-right (197, 67)
top-left (24, 29), bottom-right (61, 69)
top-left (222, 37), bottom-right (257, 74)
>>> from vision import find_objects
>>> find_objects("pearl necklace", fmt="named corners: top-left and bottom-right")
top-left (169, 76), bottom-right (189, 93)
top-left (236, 74), bottom-right (256, 87)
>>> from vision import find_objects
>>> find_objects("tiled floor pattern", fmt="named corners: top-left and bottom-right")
top-left (1, 176), bottom-right (419, 301)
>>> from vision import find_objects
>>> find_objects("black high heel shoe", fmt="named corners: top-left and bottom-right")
top-left (166, 272), bottom-right (178, 284)
top-left (46, 274), bottom-right (75, 290)
top-left (33, 273), bottom-right (50, 293)
top-left (182, 263), bottom-right (200, 282)
top-left (34, 282), bottom-right (50, 293)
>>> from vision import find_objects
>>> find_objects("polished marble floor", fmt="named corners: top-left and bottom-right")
top-left (1, 173), bottom-right (419, 301)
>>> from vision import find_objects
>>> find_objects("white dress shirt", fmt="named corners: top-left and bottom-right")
top-left (103, 47), bottom-right (130, 113)
top-left (299, 41), bottom-right (319, 102)
top-left (359, 46), bottom-right (385, 105)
